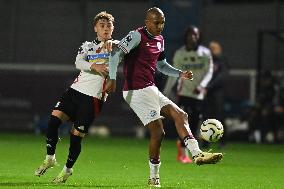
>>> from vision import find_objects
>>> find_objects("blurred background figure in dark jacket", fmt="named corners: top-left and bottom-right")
top-left (248, 70), bottom-right (280, 143)
top-left (204, 41), bottom-right (229, 148)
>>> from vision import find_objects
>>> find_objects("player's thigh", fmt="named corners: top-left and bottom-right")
top-left (74, 96), bottom-right (103, 134)
top-left (123, 86), bottom-right (162, 126)
top-left (161, 102), bottom-right (186, 122)
top-left (53, 88), bottom-right (77, 122)
top-left (158, 90), bottom-right (185, 120)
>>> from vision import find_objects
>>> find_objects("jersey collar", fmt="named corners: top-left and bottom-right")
top-left (143, 27), bottom-right (155, 39)
top-left (93, 38), bottom-right (113, 45)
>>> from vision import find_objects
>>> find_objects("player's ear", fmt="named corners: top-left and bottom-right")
top-left (145, 19), bottom-right (149, 25)
top-left (94, 25), bottom-right (97, 32)
top-left (145, 19), bottom-right (150, 29)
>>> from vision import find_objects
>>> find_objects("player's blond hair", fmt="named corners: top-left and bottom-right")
top-left (94, 11), bottom-right (114, 25)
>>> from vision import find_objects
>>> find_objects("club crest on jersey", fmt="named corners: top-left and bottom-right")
top-left (149, 110), bottom-right (157, 118)
top-left (157, 42), bottom-right (162, 51)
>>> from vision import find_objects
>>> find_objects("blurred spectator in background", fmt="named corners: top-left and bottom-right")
top-left (248, 70), bottom-right (278, 143)
top-left (204, 41), bottom-right (229, 147)
top-left (274, 83), bottom-right (284, 143)
top-left (171, 26), bottom-right (213, 163)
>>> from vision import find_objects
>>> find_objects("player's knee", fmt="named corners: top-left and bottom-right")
top-left (51, 110), bottom-right (69, 122)
top-left (150, 129), bottom-right (165, 141)
top-left (159, 129), bottom-right (166, 139)
top-left (176, 110), bottom-right (188, 123)
top-left (48, 115), bottom-right (62, 129)
top-left (46, 115), bottom-right (62, 140)
top-left (71, 126), bottom-right (86, 137)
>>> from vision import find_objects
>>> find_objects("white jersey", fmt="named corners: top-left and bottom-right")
top-left (71, 39), bottom-right (117, 100)
top-left (173, 45), bottom-right (213, 100)
top-left (174, 45), bottom-right (213, 100)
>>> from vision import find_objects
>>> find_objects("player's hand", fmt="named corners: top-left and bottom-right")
top-left (193, 86), bottom-right (207, 95)
top-left (104, 79), bottom-right (116, 93)
top-left (193, 87), bottom-right (201, 94)
top-left (180, 70), bottom-right (193, 80)
top-left (91, 63), bottom-right (109, 75)
top-left (102, 40), bottom-right (113, 52)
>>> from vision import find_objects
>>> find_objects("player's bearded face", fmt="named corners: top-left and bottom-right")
top-left (145, 15), bottom-right (165, 36)
top-left (95, 19), bottom-right (114, 41)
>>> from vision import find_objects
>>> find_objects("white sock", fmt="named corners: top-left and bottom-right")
top-left (63, 165), bottom-right (72, 173)
top-left (184, 138), bottom-right (202, 157)
top-left (149, 161), bottom-right (161, 179)
top-left (46, 154), bottom-right (55, 160)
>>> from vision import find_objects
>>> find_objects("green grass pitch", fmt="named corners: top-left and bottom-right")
top-left (0, 133), bottom-right (283, 189)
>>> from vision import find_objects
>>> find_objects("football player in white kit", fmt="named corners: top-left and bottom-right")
top-left (35, 11), bottom-right (117, 183)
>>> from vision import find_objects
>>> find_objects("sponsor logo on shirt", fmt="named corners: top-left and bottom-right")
top-left (182, 62), bottom-right (205, 70)
top-left (87, 53), bottom-right (110, 64)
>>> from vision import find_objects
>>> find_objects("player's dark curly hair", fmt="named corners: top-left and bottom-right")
top-left (93, 11), bottom-right (114, 25)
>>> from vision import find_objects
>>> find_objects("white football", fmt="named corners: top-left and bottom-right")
top-left (200, 119), bottom-right (224, 142)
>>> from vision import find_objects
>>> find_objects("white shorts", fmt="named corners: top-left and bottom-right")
top-left (123, 86), bottom-right (175, 126)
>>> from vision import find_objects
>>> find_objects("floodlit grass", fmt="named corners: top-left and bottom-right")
top-left (0, 133), bottom-right (283, 189)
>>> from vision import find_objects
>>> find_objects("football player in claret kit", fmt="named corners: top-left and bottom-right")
top-left (35, 11), bottom-right (117, 183)
top-left (105, 7), bottom-right (223, 188)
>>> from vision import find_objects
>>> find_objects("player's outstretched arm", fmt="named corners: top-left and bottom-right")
top-left (156, 58), bottom-right (182, 77)
top-left (104, 46), bottom-right (125, 93)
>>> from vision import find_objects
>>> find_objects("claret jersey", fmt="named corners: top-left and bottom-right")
top-left (117, 27), bottom-right (165, 90)
top-left (71, 39), bottom-right (117, 100)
